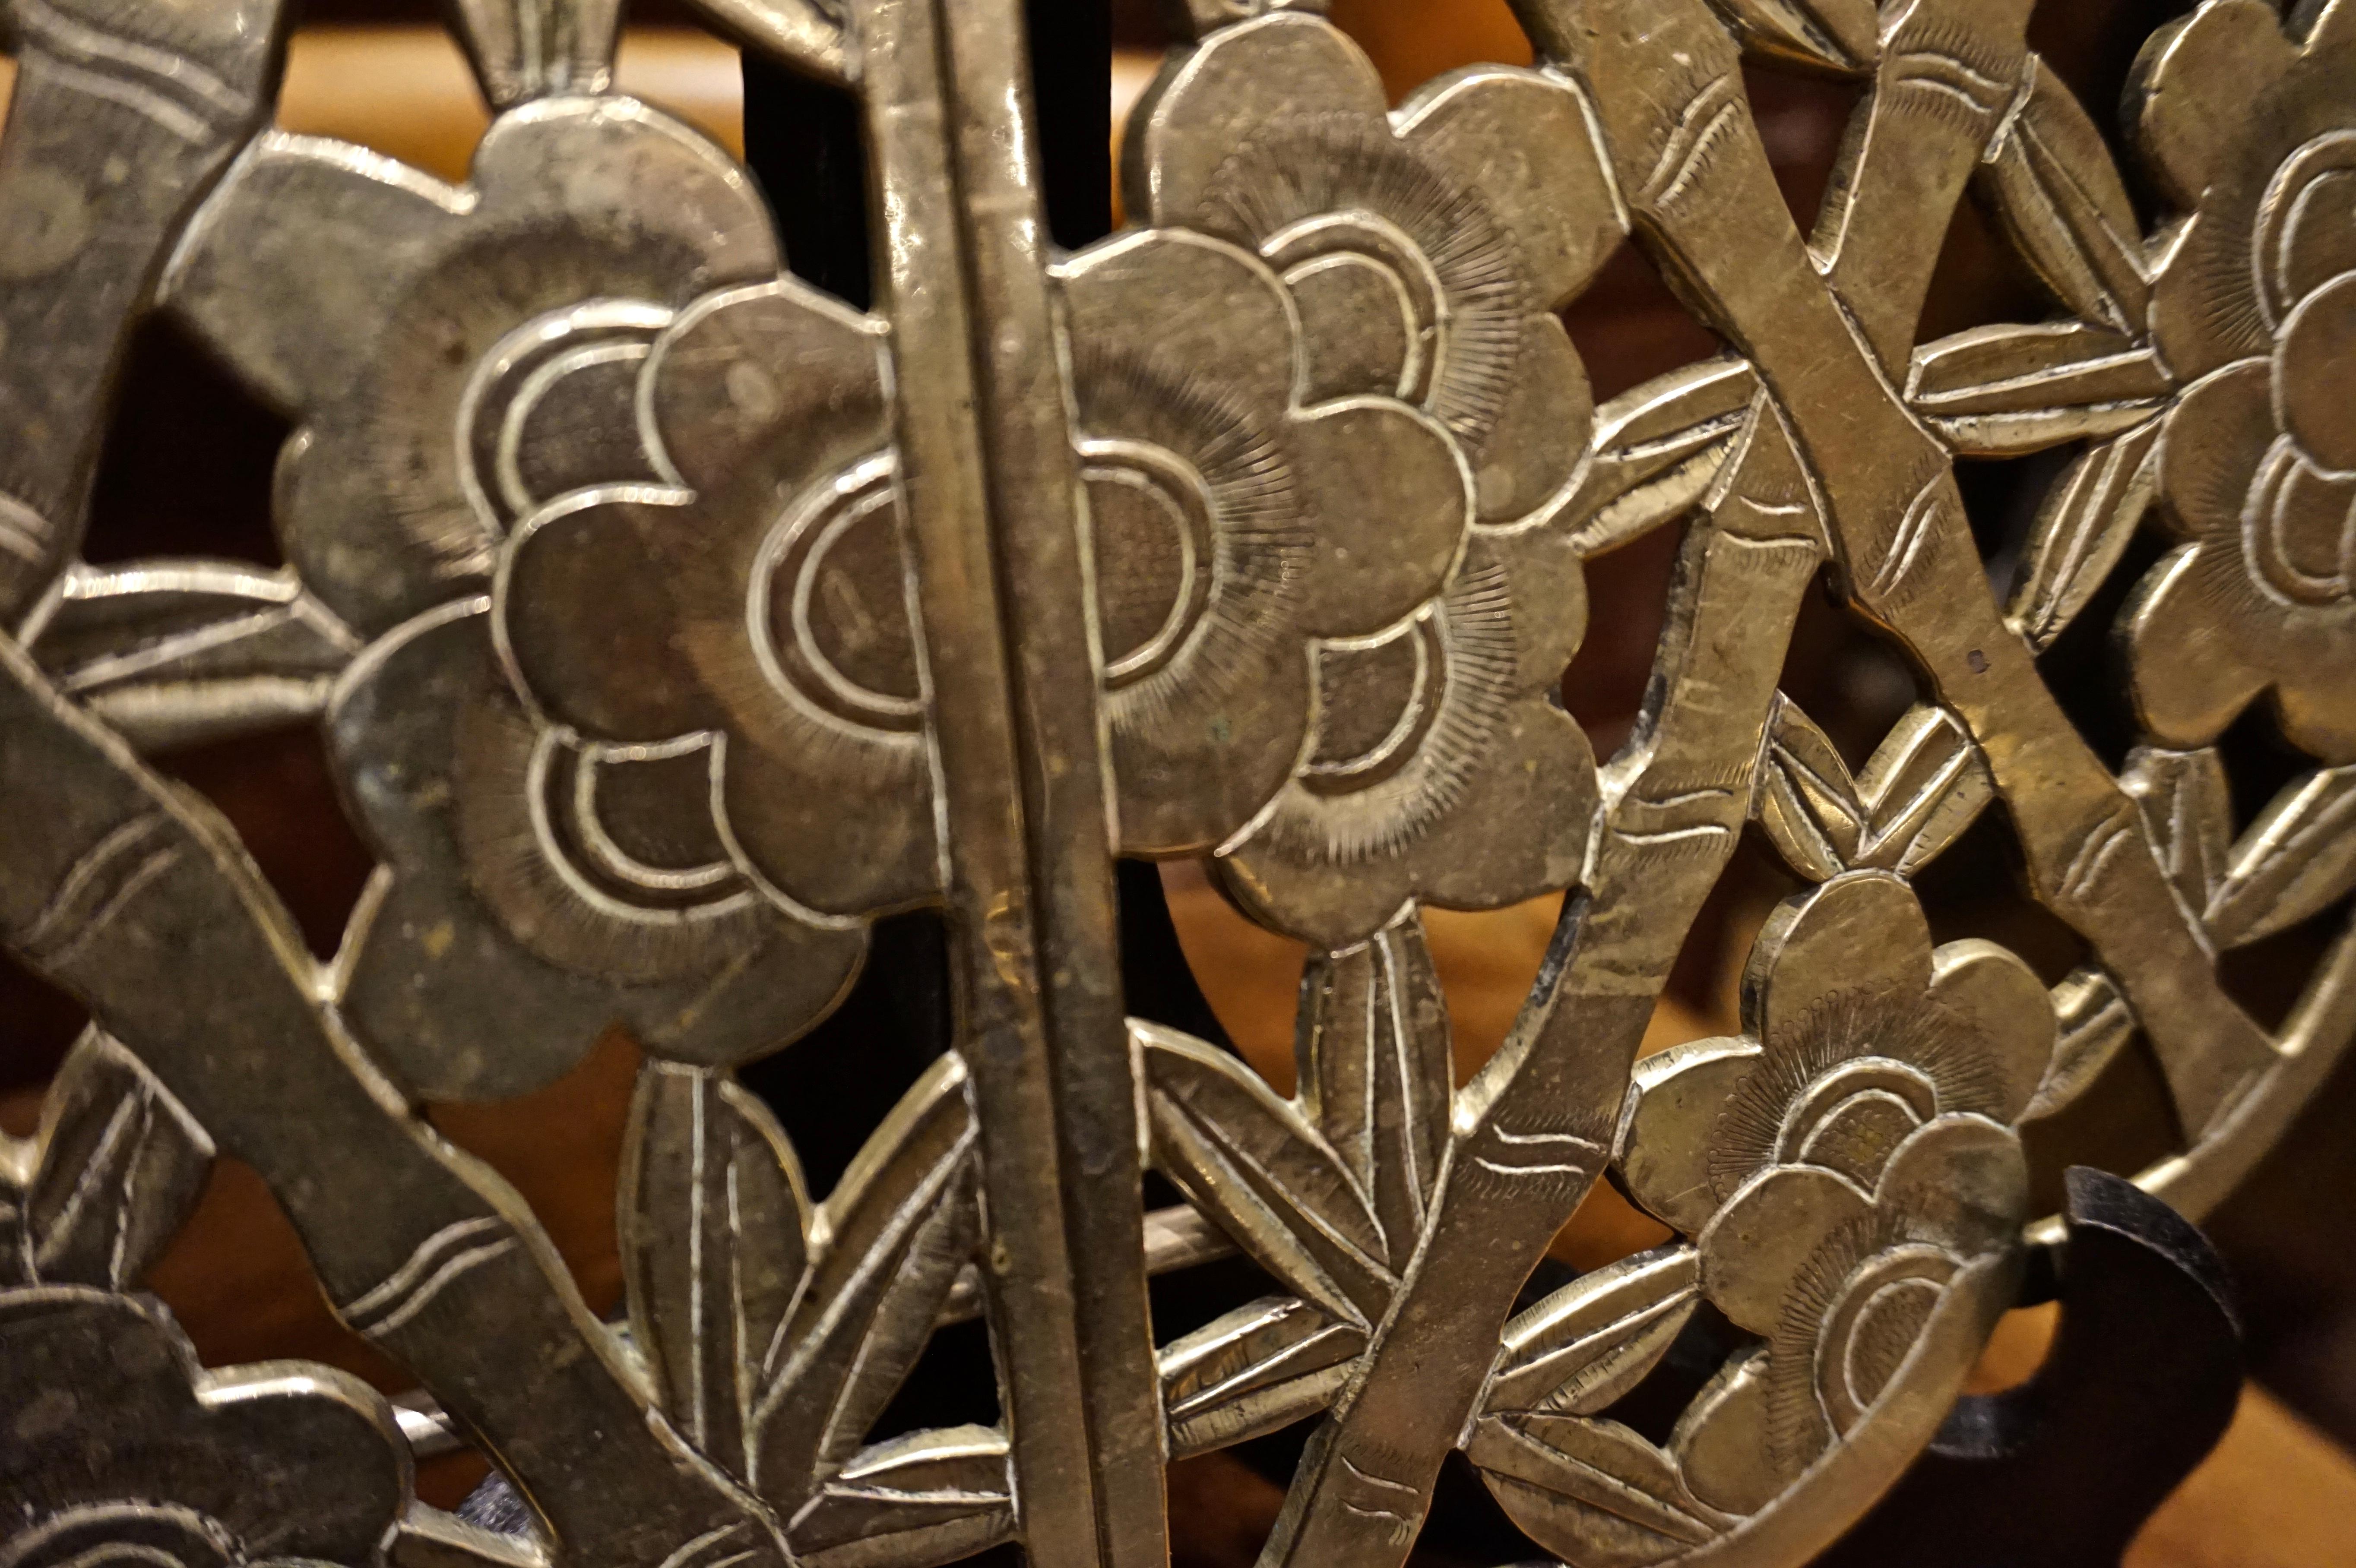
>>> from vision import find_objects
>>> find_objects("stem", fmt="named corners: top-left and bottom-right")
top-left (1571, 0), bottom-right (2273, 1135)
top-left (0, 19), bottom-right (771, 1562)
top-left (1262, 498), bottom-right (1821, 1565)
top-left (0, 643), bottom-right (759, 1567)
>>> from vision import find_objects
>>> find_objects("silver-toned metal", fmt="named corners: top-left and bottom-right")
top-left (4, 0), bottom-right (2356, 1566)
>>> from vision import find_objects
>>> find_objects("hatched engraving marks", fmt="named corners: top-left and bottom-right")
top-left (3, 2), bottom-right (2356, 1568)
top-left (342, 1217), bottom-right (521, 1338)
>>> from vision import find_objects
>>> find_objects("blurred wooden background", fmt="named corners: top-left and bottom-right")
top-left (3, 2), bottom-right (2353, 1562)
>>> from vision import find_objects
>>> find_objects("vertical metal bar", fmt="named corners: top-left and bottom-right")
top-left (935, 3), bottom-right (1169, 1565)
top-left (849, 0), bottom-right (1156, 1562)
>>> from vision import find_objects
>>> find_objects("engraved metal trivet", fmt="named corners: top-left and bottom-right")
top-left (3, 1), bottom-right (2354, 1566)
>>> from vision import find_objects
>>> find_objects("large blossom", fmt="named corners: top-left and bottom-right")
top-left (1128, 11), bottom-right (1622, 946)
top-left (500, 228), bottom-right (1464, 914)
top-left (2126, 0), bottom-right (2356, 762)
top-left (166, 100), bottom-right (866, 1101)
top-left (1614, 875), bottom-right (2052, 1511)
top-left (510, 14), bottom-right (1623, 950)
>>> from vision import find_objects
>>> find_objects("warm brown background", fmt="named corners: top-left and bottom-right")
top-left (2, 2), bottom-right (2353, 1562)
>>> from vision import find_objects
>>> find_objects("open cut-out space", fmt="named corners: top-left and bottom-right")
top-left (1745, 60), bottom-right (1867, 241)
top-left (0, 952), bottom-right (88, 1097)
top-left (142, 1154), bottom-right (491, 1507)
top-left (1567, 514), bottom-right (1691, 766)
top-left (2037, 519), bottom-right (2172, 775)
top-left (426, 1027), bottom-right (643, 1324)
top-left (1921, 186), bottom-right (2053, 347)
top-left (739, 907), bottom-right (953, 1196)
top-left (272, 24), bottom-right (745, 185)
top-left (79, 317), bottom-right (289, 571)
top-left (158, 725), bottom-right (378, 958)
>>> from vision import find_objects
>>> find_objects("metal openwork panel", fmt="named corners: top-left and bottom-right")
top-left (2, 0), bottom-right (2353, 1565)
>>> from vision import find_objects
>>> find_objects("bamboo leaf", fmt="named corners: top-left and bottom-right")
top-left (1565, 358), bottom-right (1758, 557)
top-left (753, 1056), bottom-right (978, 1511)
top-left (1160, 1295), bottom-right (1366, 1458)
top-left (1489, 1247), bottom-right (1700, 1417)
top-left (1295, 917), bottom-right (1451, 1271)
top-left (1467, 1411), bottom-right (1722, 1568)
top-left (2207, 765), bottom-right (2356, 950)
top-left (1978, 63), bottom-right (2150, 333)
top-left (2122, 747), bottom-right (2234, 920)
top-left (1909, 323), bottom-right (2169, 455)
top-left (23, 1029), bottom-right (214, 1290)
top-left (1854, 705), bottom-right (1994, 876)
top-left (1134, 1021), bottom-right (1393, 1325)
top-left (787, 1425), bottom-right (1015, 1568)
top-left (2024, 967), bottom-right (2135, 1123)
top-left (620, 1062), bottom-right (811, 1479)
top-left (25, 559), bottom-right (361, 752)
top-left (2005, 418), bottom-right (2162, 652)
top-left (1754, 694), bottom-right (1863, 882)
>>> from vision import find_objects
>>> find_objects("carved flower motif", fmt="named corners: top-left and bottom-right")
top-left (167, 101), bottom-right (866, 1101)
top-left (1614, 875), bottom-right (2051, 1512)
top-left (2126, 0), bottom-right (2356, 762)
top-left (505, 13), bottom-right (1623, 948)
top-left (0, 1288), bottom-right (409, 1568)
top-left (1128, 10), bottom-right (1623, 945)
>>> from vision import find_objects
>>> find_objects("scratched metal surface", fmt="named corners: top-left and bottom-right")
top-left (3, 2), bottom-right (2356, 1566)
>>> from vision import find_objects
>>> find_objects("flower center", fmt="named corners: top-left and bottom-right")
top-left (2274, 271), bottom-right (2356, 477)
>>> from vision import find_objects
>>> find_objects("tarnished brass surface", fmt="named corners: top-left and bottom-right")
top-left (3, 2), bottom-right (2354, 1566)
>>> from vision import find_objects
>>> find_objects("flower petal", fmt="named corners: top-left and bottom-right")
top-left (1463, 315), bottom-right (1592, 524)
top-left (2265, 136), bottom-right (2356, 312)
top-left (1673, 1348), bottom-right (1783, 1516)
top-left (1286, 250), bottom-right (1420, 405)
top-left (2133, 0), bottom-right (2300, 211)
top-left (1128, 11), bottom-right (1387, 237)
top-left (1745, 873), bottom-right (1932, 1053)
top-left (1395, 66), bottom-right (1624, 312)
top-left (328, 604), bottom-right (864, 1100)
top-left (1924, 939), bottom-right (2056, 1125)
top-left (1480, 510), bottom-right (1590, 696)
top-left (1410, 697), bottom-right (1596, 914)
top-left (2272, 622), bottom-right (2356, 762)
top-left (1215, 837), bottom-right (1414, 951)
top-left (1061, 228), bottom-right (1298, 456)
top-left (1064, 233), bottom-right (1320, 850)
top-left (1699, 1164), bottom-right (1873, 1337)
top-left (1107, 616), bottom-right (1313, 857)
top-left (2276, 271), bottom-right (2356, 474)
top-left (1618, 1036), bottom-right (1764, 1236)
top-left (2156, 361), bottom-right (2275, 541)
top-left (472, 97), bottom-right (778, 288)
top-left (1871, 1114), bottom-right (2029, 1259)
top-left (716, 711), bottom-right (942, 919)
top-left (238, 101), bottom-right (779, 638)
top-left (2124, 541), bottom-right (2271, 748)
top-left (647, 279), bottom-right (893, 503)
top-left (2246, 438), bottom-right (2356, 604)
top-left (2149, 210), bottom-right (2271, 383)
top-left (1289, 397), bottom-right (1471, 636)
top-left (497, 490), bottom-right (722, 741)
